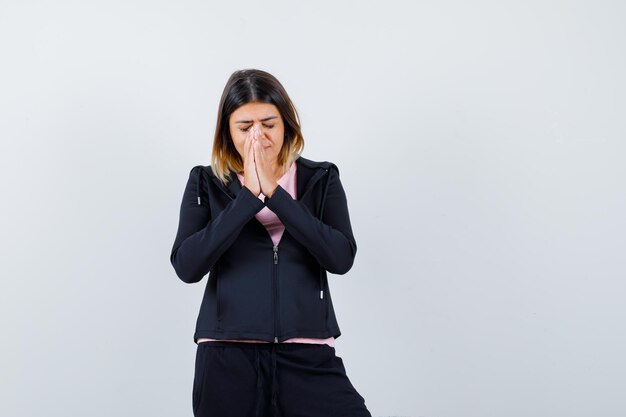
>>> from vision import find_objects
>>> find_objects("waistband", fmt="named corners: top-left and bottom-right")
top-left (198, 340), bottom-right (334, 351)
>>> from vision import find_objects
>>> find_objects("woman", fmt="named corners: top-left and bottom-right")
top-left (170, 69), bottom-right (371, 417)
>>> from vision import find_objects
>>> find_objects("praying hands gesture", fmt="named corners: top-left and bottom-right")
top-left (242, 125), bottom-right (279, 199)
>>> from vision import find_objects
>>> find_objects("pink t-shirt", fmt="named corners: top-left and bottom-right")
top-left (197, 161), bottom-right (335, 347)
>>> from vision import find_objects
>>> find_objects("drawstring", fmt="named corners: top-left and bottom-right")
top-left (319, 168), bottom-right (331, 217)
top-left (196, 167), bottom-right (202, 205)
top-left (319, 168), bottom-right (331, 300)
top-left (253, 343), bottom-right (280, 417)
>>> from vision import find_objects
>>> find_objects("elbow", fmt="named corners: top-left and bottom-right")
top-left (325, 241), bottom-right (357, 275)
top-left (327, 260), bottom-right (354, 275)
top-left (170, 248), bottom-right (206, 284)
top-left (176, 271), bottom-right (204, 284)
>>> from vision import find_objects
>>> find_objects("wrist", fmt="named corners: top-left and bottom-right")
top-left (243, 184), bottom-right (259, 197)
top-left (265, 184), bottom-right (279, 201)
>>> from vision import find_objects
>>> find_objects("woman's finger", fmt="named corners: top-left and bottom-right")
top-left (244, 130), bottom-right (254, 161)
top-left (258, 138), bottom-right (266, 158)
top-left (253, 139), bottom-right (260, 166)
top-left (249, 136), bottom-right (256, 164)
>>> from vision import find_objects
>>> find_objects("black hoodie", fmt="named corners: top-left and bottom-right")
top-left (170, 156), bottom-right (357, 344)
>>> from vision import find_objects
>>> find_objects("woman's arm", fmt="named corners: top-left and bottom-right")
top-left (170, 166), bottom-right (265, 283)
top-left (264, 164), bottom-right (357, 274)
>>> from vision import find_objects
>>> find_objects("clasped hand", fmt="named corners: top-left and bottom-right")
top-left (242, 125), bottom-right (279, 199)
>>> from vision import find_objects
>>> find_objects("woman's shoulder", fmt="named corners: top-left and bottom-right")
top-left (184, 165), bottom-right (232, 190)
top-left (296, 155), bottom-right (339, 173)
top-left (187, 164), bottom-right (227, 180)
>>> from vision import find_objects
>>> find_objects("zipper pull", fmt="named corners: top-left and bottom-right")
top-left (274, 336), bottom-right (278, 343)
top-left (320, 290), bottom-right (324, 299)
top-left (273, 245), bottom-right (278, 264)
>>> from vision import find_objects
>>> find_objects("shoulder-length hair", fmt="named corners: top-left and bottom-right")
top-left (210, 69), bottom-right (305, 185)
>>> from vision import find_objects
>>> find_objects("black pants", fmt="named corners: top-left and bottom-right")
top-left (192, 341), bottom-right (372, 417)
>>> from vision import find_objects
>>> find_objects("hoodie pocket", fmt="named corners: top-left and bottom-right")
top-left (217, 279), bottom-right (222, 326)
top-left (319, 268), bottom-right (329, 326)
top-left (214, 267), bottom-right (221, 329)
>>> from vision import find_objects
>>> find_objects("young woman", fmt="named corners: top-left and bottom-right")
top-left (170, 68), bottom-right (371, 417)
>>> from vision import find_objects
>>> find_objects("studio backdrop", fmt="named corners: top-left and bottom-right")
top-left (1, 1), bottom-right (625, 416)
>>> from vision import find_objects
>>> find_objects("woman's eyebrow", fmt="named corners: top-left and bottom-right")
top-left (235, 116), bottom-right (278, 123)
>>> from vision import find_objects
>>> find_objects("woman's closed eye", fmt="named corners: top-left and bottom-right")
top-left (239, 124), bottom-right (275, 132)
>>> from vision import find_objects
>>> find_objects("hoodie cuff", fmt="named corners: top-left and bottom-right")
top-left (263, 184), bottom-right (291, 209)
top-left (239, 185), bottom-right (266, 212)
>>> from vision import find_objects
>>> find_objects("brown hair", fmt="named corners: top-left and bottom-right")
top-left (210, 69), bottom-right (305, 184)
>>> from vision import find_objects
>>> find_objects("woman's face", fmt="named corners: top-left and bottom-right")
top-left (229, 102), bottom-right (285, 164)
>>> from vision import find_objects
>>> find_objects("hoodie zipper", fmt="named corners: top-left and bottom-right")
top-left (273, 244), bottom-right (279, 343)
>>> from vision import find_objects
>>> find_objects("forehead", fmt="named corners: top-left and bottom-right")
top-left (231, 102), bottom-right (280, 123)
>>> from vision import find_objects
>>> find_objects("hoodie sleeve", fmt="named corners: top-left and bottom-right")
top-left (264, 164), bottom-right (357, 275)
top-left (170, 166), bottom-right (266, 283)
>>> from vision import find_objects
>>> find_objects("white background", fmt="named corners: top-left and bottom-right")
top-left (1, 1), bottom-right (625, 416)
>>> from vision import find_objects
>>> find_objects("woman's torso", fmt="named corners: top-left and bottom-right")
top-left (198, 160), bottom-right (335, 347)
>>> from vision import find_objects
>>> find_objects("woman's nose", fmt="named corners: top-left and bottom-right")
top-left (253, 124), bottom-right (265, 138)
